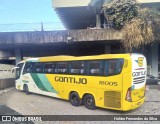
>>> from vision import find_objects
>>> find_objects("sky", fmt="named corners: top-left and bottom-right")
top-left (0, 0), bottom-right (64, 31)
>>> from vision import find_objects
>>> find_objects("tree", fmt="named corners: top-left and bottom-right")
top-left (103, 0), bottom-right (139, 29)
top-left (103, 0), bottom-right (160, 52)
top-left (121, 8), bottom-right (160, 52)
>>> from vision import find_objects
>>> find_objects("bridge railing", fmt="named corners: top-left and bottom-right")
top-left (0, 22), bottom-right (65, 32)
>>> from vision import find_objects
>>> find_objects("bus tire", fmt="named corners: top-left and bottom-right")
top-left (69, 92), bottom-right (82, 107)
top-left (83, 94), bottom-right (96, 110)
top-left (23, 85), bottom-right (26, 92)
top-left (24, 85), bottom-right (30, 95)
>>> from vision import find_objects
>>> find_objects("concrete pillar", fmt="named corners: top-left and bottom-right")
top-left (104, 45), bottom-right (111, 54)
top-left (150, 43), bottom-right (158, 77)
top-left (15, 49), bottom-right (23, 65)
top-left (96, 14), bottom-right (101, 28)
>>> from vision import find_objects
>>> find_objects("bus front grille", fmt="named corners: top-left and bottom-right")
top-left (133, 76), bottom-right (145, 84)
top-left (104, 91), bottom-right (121, 108)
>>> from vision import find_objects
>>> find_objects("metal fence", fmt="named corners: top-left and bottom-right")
top-left (0, 22), bottom-right (65, 32)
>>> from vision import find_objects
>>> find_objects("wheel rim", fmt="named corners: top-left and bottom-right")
top-left (86, 98), bottom-right (93, 106)
top-left (71, 96), bottom-right (78, 105)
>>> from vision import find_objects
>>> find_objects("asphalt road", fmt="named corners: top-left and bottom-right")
top-left (0, 87), bottom-right (160, 123)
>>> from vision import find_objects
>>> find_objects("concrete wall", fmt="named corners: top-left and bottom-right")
top-left (0, 29), bottom-right (122, 45)
top-left (0, 79), bottom-right (15, 90)
top-left (0, 64), bottom-right (15, 79)
top-left (52, 0), bottom-right (91, 8)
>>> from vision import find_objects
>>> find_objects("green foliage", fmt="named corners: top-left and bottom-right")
top-left (121, 7), bottom-right (160, 52)
top-left (103, 0), bottom-right (139, 29)
top-left (103, 0), bottom-right (160, 52)
top-left (138, 8), bottom-right (160, 39)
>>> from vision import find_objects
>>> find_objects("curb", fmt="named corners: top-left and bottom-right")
top-left (0, 87), bottom-right (15, 95)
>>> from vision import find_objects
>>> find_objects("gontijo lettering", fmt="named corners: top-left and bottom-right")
top-left (132, 71), bottom-right (146, 77)
top-left (55, 76), bottom-right (87, 84)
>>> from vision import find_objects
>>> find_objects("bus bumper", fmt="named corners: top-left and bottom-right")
top-left (15, 82), bottom-right (21, 90)
top-left (123, 97), bottom-right (145, 111)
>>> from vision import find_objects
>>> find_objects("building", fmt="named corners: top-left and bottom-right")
top-left (0, 0), bottom-right (159, 80)
top-left (52, 0), bottom-right (160, 77)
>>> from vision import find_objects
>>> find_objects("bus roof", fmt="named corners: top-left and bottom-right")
top-left (19, 54), bottom-right (134, 63)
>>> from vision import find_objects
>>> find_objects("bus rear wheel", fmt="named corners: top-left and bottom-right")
top-left (83, 94), bottom-right (96, 110)
top-left (69, 92), bottom-right (82, 107)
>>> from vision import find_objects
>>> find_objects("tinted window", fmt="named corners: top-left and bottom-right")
top-left (88, 61), bottom-right (102, 75)
top-left (23, 62), bottom-right (34, 74)
top-left (70, 61), bottom-right (85, 74)
top-left (104, 59), bottom-right (124, 76)
top-left (33, 63), bottom-right (43, 73)
top-left (55, 62), bottom-right (68, 74)
top-left (44, 63), bottom-right (55, 73)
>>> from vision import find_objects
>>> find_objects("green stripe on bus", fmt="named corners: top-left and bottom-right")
top-left (30, 73), bottom-right (48, 92)
top-left (37, 74), bottom-right (58, 93)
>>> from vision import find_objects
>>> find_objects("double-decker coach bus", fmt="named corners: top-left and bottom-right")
top-left (13, 53), bottom-right (147, 111)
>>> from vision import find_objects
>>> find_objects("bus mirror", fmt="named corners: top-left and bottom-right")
top-left (11, 67), bottom-right (19, 73)
top-left (11, 69), bottom-right (14, 73)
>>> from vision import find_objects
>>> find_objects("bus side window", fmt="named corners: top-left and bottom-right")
top-left (117, 59), bottom-right (124, 73)
top-left (33, 63), bottom-right (43, 73)
top-left (88, 61), bottom-right (101, 76)
top-left (104, 61), bottom-right (109, 76)
top-left (104, 59), bottom-right (124, 76)
top-left (55, 62), bottom-right (68, 74)
top-left (108, 61), bottom-right (117, 75)
top-left (23, 62), bottom-right (33, 74)
top-left (44, 63), bottom-right (55, 73)
top-left (70, 61), bottom-right (85, 75)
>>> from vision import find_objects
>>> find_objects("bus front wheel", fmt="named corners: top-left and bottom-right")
top-left (23, 84), bottom-right (30, 95)
top-left (83, 94), bottom-right (96, 110)
top-left (69, 92), bottom-right (82, 107)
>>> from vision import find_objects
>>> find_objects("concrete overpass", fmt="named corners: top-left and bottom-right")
top-left (0, 0), bottom-right (160, 79)
top-left (0, 29), bottom-right (122, 64)
top-left (52, 0), bottom-right (160, 78)
top-left (52, 0), bottom-right (160, 29)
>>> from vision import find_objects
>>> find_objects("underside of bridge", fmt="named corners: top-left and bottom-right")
top-left (53, 0), bottom-right (160, 29)
top-left (0, 29), bottom-right (122, 65)
top-left (0, 41), bottom-right (120, 57)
